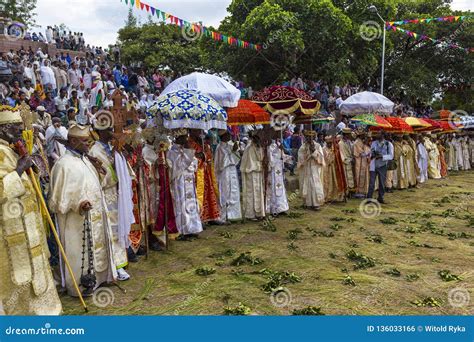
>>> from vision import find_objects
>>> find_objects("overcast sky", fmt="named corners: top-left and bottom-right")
top-left (34, 0), bottom-right (473, 48)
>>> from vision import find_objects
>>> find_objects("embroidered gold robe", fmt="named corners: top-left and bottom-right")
top-left (0, 139), bottom-right (61, 315)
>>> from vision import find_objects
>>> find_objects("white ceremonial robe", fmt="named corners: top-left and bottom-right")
top-left (49, 150), bottom-right (116, 296)
top-left (416, 142), bottom-right (428, 183)
top-left (265, 142), bottom-right (289, 215)
top-left (454, 138), bottom-right (464, 170)
top-left (167, 144), bottom-right (203, 235)
top-left (447, 139), bottom-right (457, 171)
top-left (461, 138), bottom-right (471, 170)
top-left (297, 141), bottom-right (325, 207)
top-left (240, 141), bottom-right (266, 219)
top-left (214, 141), bottom-right (242, 221)
top-left (469, 137), bottom-right (474, 164)
top-left (424, 139), bottom-right (441, 179)
top-left (88, 142), bottom-right (128, 269)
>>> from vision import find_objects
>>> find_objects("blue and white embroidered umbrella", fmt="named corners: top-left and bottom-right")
top-left (161, 72), bottom-right (241, 108)
top-left (154, 89), bottom-right (228, 130)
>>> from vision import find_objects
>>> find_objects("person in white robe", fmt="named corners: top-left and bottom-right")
top-left (424, 135), bottom-right (441, 179)
top-left (45, 117), bottom-right (67, 164)
top-left (416, 135), bottom-right (428, 183)
top-left (447, 134), bottom-right (458, 171)
top-left (214, 131), bottom-right (242, 222)
top-left (40, 60), bottom-right (57, 91)
top-left (469, 134), bottom-right (474, 164)
top-left (88, 126), bottom-right (131, 281)
top-left (265, 138), bottom-right (289, 215)
top-left (49, 124), bottom-right (117, 296)
top-left (460, 135), bottom-right (471, 170)
top-left (167, 130), bottom-right (203, 237)
top-left (297, 131), bottom-right (325, 209)
top-left (240, 134), bottom-right (266, 220)
top-left (453, 135), bottom-right (464, 170)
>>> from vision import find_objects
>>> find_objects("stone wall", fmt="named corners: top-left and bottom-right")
top-left (0, 35), bottom-right (86, 59)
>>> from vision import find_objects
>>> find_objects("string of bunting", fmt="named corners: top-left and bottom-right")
top-left (386, 15), bottom-right (472, 27)
top-left (121, 0), bottom-right (262, 51)
top-left (386, 24), bottom-right (473, 53)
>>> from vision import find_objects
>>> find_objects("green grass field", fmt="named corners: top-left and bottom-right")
top-left (62, 171), bottom-right (474, 315)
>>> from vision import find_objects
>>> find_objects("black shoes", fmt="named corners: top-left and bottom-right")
top-left (127, 246), bottom-right (138, 263)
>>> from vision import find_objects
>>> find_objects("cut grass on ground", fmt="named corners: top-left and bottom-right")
top-left (62, 171), bottom-right (474, 315)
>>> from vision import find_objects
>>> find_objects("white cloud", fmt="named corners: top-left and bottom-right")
top-left (34, 0), bottom-right (473, 48)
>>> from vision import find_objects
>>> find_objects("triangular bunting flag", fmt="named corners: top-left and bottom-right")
top-left (150, 7), bottom-right (155, 15)
top-left (145, 4), bottom-right (149, 11)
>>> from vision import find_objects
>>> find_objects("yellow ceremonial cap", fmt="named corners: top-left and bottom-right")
top-left (68, 124), bottom-right (91, 138)
top-left (0, 105), bottom-right (23, 125)
top-left (342, 127), bottom-right (352, 134)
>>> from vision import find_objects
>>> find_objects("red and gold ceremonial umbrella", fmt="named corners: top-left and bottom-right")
top-left (251, 86), bottom-right (321, 115)
top-left (403, 117), bottom-right (431, 128)
top-left (226, 99), bottom-right (270, 125)
top-left (415, 118), bottom-right (442, 132)
top-left (352, 113), bottom-right (392, 128)
top-left (370, 116), bottom-right (413, 133)
top-left (438, 120), bottom-right (461, 133)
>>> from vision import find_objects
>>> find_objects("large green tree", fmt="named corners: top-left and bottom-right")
top-left (0, 0), bottom-right (37, 26)
top-left (117, 22), bottom-right (204, 74)
top-left (209, 0), bottom-right (472, 107)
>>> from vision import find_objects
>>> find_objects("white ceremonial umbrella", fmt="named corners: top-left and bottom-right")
top-left (340, 91), bottom-right (394, 115)
top-left (161, 72), bottom-right (241, 108)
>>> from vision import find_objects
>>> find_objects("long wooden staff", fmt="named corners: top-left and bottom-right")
top-left (16, 141), bottom-right (88, 312)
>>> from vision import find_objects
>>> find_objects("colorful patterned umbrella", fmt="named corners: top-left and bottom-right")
top-left (369, 117), bottom-right (413, 133)
top-left (161, 72), bottom-right (241, 108)
top-left (351, 113), bottom-right (392, 128)
top-left (437, 120), bottom-right (461, 133)
top-left (403, 117), bottom-right (431, 128)
top-left (251, 86), bottom-right (320, 115)
top-left (226, 100), bottom-right (270, 125)
top-left (155, 90), bottom-right (228, 130)
top-left (415, 118), bottom-right (442, 132)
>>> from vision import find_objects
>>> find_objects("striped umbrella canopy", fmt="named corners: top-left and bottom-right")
top-left (226, 100), bottom-right (270, 126)
top-left (351, 113), bottom-right (392, 128)
top-left (438, 120), bottom-right (461, 133)
top-left (155, 89), bottom-right (228, 130)
top-left (369, 117), bottom-right (413, 133)
top-left (403, 117), bottom-right (431, 128)
top-left (415, 118), bottom-right (442, 132)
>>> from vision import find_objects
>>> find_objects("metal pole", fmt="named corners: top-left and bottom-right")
top-left (380, 23), bottom-right (386, 95)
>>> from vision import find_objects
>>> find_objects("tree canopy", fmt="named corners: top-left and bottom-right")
top-left (0, 0), bottom-right (37, 26)
top-left (116, 0), bottom-right (473, 110)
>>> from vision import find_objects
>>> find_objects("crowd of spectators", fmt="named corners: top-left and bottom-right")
top-left (0, 38), bottom-right (436, 133)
